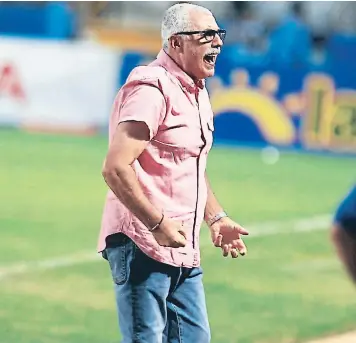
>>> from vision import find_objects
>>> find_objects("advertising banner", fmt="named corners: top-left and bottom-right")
top-left (0, 38), bottom-right (119, 133)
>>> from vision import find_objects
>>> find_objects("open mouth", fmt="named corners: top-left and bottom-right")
top-left (203, 53), bottom-right (217, 66)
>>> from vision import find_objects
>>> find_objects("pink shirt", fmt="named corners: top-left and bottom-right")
top-left (98, 50), bottom-right (215, 267)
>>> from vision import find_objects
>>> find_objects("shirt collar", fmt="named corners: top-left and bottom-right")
top-left (155, 49), bottom-right (205, 92)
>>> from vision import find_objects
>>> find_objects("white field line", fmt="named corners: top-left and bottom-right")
top-left (244, 214), bottom-right (331, 237)
top-left (0, 214), bottom-right (332, 281)
top-left (0, 252), bottom-right (101, 281)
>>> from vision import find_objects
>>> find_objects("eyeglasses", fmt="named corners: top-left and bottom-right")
top-left (175, 29), bottom-right (226, 43)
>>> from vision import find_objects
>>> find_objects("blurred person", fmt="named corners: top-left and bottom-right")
top-left (225, 2), bottom-right (266, 51)
top-left (99, 2), bottom-right (249, 342)
top-left (331, 184), bottom-right (356, 285)
top-left (268, 2), bottom-right (312, 66)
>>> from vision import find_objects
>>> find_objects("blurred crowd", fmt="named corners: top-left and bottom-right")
top-left (1, 1), bottom-right (356, 68)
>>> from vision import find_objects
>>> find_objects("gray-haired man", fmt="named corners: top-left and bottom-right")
top-left (100, 3), bottom-right (248, 342)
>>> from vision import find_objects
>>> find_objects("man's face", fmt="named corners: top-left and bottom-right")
top-left (172, 11), bottom-right (224, 80)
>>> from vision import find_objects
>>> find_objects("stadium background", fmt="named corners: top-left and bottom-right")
top-left (0, 2), bottom-right (355, 343)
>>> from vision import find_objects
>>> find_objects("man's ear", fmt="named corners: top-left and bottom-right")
top-left (170, 36), bottom-right (181, 49)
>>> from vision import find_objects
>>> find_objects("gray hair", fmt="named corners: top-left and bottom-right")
top-left (161, 3), bottom-right (212, 50)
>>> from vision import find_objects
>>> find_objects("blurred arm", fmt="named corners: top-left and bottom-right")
top-left (331, 224), bottom-right (356, 284)
top-left (330, 186), bottom-right (356, 284)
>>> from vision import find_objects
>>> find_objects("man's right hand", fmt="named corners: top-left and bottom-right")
top-left (151, 217), bottom-right (187, 248)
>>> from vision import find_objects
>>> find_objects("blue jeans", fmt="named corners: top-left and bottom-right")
top-left (103, 233), bottom-right (211, 343)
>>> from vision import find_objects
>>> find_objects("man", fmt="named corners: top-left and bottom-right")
top-left (331, 184), bottom-right (356, 284)
top-left (99, 3), bottom-right (249, 342)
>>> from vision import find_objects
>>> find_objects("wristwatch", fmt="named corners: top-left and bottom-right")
top-left (207, 211), bottom-right (228, 227)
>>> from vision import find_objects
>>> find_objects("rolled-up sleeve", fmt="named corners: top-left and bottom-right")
top-left (117, 83), bottom-right (166, 140)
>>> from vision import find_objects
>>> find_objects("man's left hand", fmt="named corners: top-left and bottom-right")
top-left (209, 217), bottom-right (249, 258)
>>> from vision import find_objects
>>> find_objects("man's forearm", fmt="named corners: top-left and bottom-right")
top-left (333, 225), bottom-right (356, 284)
top-left (103, 165), bottom-right (163, 230)
top-left (204, 173), bottom-right (224, 223)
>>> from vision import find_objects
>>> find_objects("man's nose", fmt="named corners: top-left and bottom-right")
top-left (213, 34), bottom-right (223, 48)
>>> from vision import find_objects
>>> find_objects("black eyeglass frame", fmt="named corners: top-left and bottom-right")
top-left (174, 29), bottom-right (226, 43)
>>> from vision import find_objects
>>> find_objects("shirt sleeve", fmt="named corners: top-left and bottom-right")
top-left (117, 83), bottom-right (166, 140)
top-left (334, 185), bottom-right (356, 231)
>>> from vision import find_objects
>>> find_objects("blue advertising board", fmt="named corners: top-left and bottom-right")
top-left (118, 51), bottom-right (356, 155)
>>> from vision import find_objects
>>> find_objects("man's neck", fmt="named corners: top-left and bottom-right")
top-left (163, 49), bottom-right (199, 83)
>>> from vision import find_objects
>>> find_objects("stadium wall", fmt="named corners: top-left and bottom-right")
top-left (0, 38), bottom-right (119, 135)
top-left (0, 38), bottom-right (355, 155)
top-left (119, 51), bottom-right (356, 155)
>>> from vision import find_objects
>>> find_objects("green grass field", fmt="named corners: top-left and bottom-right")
top-left (0, 129), bottom-right (355, 343)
